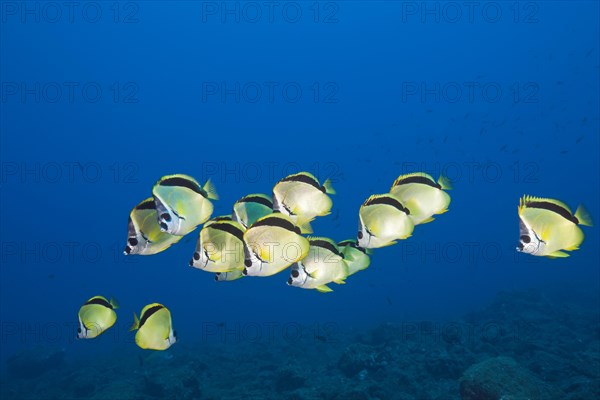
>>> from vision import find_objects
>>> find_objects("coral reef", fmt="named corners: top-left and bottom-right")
top-left (1, 287), bottom-right (598, 399)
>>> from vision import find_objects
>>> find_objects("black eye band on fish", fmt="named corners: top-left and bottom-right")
top-left (84, 297), bottom-right (113, 309)
top-left (138, 305), bottom-right (165, 329)
top-left (525, 201), bottom-right (579, 224)
top-left (210, 222), bottom-right (245, 242)
top-left (239, 195), bottom-right (273, 208)
top-left (310, 240), bottom-right (342, 257)
top-left (364, 196), bottom-right (410, 215)
top-left (159, 177), bottom-right (205, 196)
top-left (280, 174), bottom-right (323, 192)
top-left (393, 175), bottom-right (440, 189)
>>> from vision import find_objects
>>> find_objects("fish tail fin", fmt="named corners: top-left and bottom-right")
top-left (297, 221), bottom-right (313, 234)
top-left (129, 313), bottom-right (140, 331)
top-left (323, 179), bottom-right (336, 195)
top-left (438, 175), bottom-right (452, 190)
top-left (203, 179), bottom-right (219, 200)
top-left (575, 204), bottom-right (593, 226)
top-left (109, 297), bottom-right (120, 309)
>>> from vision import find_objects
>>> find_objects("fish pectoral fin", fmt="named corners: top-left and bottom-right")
top-left (258, 247), bottom-right (275, 264)
top-left (333, 279), bottom-right (346, 285)
top-left (547, 251), bottom-right (570, 258)
top-left (316, 285), bottom-right (333, 293)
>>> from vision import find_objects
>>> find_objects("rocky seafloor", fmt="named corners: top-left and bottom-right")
top-left (1, 287), bottom-right (598, 400)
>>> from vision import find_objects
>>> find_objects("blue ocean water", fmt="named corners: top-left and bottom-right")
top-left (0, 1), bottom-right (599, 399)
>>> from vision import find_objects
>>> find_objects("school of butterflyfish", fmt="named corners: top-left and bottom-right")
top-left (77, 171), bottom-right (592, 350)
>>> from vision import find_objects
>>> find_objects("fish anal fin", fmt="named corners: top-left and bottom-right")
top-left (316, 285), bottom-right (333, 293)
top-left (547, 251), bottom-right (569, 258)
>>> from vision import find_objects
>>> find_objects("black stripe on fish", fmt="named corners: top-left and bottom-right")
top-left (84, 297), bottom-right (113, 309)
top-left (159, 177), bottom-right (205, 197)
top-left (364, 196), bottom-right (410, 215)
top-left (525, 201), bottom-right (578, 224)
top-left (280, 173), bottom-right (324, 193)
top-left (138, 305), bottom-right (165, 329)
top-left (212, 216), bottom-right (232, 222)
top-left (136, 200), bottom-right (156, 210)
top-left (252, 216), bottom-right (301, 234)
top-left (238, 195), bottom-right (273, 209)
top-left (209, 222), bottom-right (245, 242)
top-left (393, 175), bottom-right (440, 189)
top-left (310, 239), bottom-right (342, 257)
top-left (338, 240), bottom-right (368, 254)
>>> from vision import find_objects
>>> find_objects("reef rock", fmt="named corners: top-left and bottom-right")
top-left (459, 356), bottom-right (551, 400)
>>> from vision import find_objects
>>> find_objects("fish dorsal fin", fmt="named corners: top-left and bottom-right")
top-left (307, 236), bottom-right (342, 257)
top-left (280, 172), bottom-right (323, 192)
top-left (237, 194), bottom-right (273, 208)
top-left (363, 194), bottom-right (409, 215)
top-left (157, 174), bottom-right (204, 196)
top-left (205, 215), bottom-right (233, 227)
top-left (207, 220), bottom-right (246, 241)
top-left (250, 213), bottom-right (300, 234)
top-left (135, 198), bottom-right (156, 211)
top-left (392, 172), bottom-right (437, 189)
top-left (520, 195), bottom-right (577, 223)
top-left (84, 296), bottom-right (113, 309)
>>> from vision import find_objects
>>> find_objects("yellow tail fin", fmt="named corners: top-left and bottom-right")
top-left (323, 179), bottom-right (336, 195)
top-left (203, 179), bottom-right (219, 200)
top-left (129, 313), bottom-right (140, 331)
top-left (575, 204), bottom-right (593, 227)
top-left (438, 176), bottom-right (452, 190)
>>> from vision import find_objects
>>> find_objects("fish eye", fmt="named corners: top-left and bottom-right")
top-left (128, 238), bottom-right (138, 246)
top-left (193, 252), bottom-right (200, 261)
top-left (520, 235), bottom-right (531, 244)
top-left (357, 231), bottom-right (363, 239)
top-left (287, 277), bottom-right (293, 285)
top-left (291, 269), bottom-right (299, 278)
top-left (161, 213), bottom-right (171, 222)
top-left (244, 259), bottom-right (252, 267)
